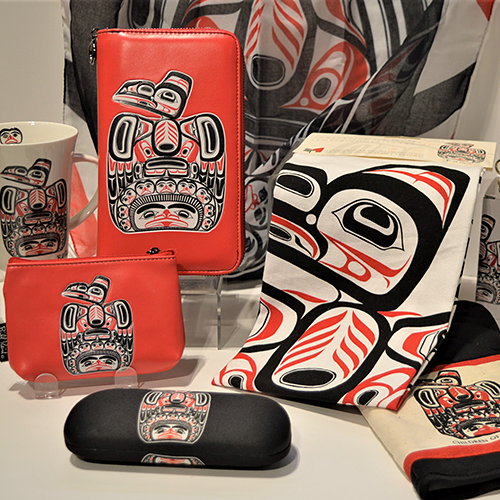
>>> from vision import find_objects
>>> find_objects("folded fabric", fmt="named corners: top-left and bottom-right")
top-left (213, 153), bottom-right (483, 410)
top-left (360, 300), bottom-right (500, 500)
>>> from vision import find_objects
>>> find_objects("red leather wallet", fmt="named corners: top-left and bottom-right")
top-left (4, 251), bottom-right (185, 381)
top-left (95, 28), bottom-right (245, 275)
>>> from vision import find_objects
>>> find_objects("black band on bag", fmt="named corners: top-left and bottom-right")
top-left (0, 323), bottom-right (7, 362)
top-left (429, 300), bottom-right (500, 368)
top-left (411, 452), bottom-right (500, 500)
top-left (408, 301), bottom-right (500, 500)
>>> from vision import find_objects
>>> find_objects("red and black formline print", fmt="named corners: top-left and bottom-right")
top-left (60, 275), bottom-right (134, 375)
top-left (0, 158), bottom-right (68, 257)
top-left (138, 390), bottom-right (210, 444)
top-left (107, 70), bottom-right (226, 234)
top-left (415, 369), bottom-right (500, 440)
top-left (437, 142), bottom-right (487, 165)
top-left (216, 162), bottom-right (470, 409)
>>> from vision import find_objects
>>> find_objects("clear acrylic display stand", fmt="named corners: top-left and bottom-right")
top-left (34, 373), bottom-right (61, 399)
top-left (33, 367), bottom-right (140, 399)
top-left (114, 367), bottom-right (139, 389)
top-left (180, 275), bottom-right (223, 348)
top-left (180, 275), bottom-right (262, 349)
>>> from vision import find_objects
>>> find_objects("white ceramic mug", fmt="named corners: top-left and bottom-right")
top-left (0, 121), bottom-right (98, 270)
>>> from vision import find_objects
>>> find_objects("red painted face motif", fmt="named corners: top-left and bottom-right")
top-left (151, 422), bottom-right (191, 441)
top-left (18, 236), bottom-right (59, 256)
top-left (0, 127), bottom-right (23, 144)
top-left (134, 201), bottom-right (200, 229)
top-left (77, 354), bottom-right (120, 373)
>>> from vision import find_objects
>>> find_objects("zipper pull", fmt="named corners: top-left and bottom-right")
top-left (146, 247), bottom-right (175, 257)
top-left (89, 28), bottom-right (99, 65)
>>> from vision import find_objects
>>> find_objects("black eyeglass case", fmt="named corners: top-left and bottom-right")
top-left (64, 388), bottom-right (292, 469)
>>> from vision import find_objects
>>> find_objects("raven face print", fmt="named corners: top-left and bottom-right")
top-left (60, 275), bottom-right (134, 376)
top-left (269, 163), bottom-right (469, 310)
top-left (138, 390), bottom-right (211, 443)
top-left (1, 158), bottom-right (49, 187)
top-left (0, 158), bottom-right (67, 257)
top-left (415, 370), bottom-right (500, 440)
top-left (113, 71), bottom-right (191, 118)
top-left (107, 71), bottom-right (226, 233)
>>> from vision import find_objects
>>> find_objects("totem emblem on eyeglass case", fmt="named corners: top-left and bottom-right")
top-left (415, 370), bottom-right (500, 440)
top-left (107, 70), bottom-right (226, 234)
top-left (0, 158), bottom-right (68, 257)
top-left (138, 390), bottom-right (211, 443)
top-left (60, 275), bottom-right (134, 375)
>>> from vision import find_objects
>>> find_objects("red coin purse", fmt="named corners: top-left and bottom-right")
top-left (3, 250), bottom-right (185, 381)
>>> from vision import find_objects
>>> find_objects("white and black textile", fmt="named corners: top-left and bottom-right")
top-left (213, 153), bottom-right (483, 410)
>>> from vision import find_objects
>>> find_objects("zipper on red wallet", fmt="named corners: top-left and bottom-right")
top-left (146, 248), bottom-right (174, 257)
top-left (89, 28), bottom-right (98, 65)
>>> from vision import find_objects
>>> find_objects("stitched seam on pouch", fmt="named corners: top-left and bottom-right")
top-left (7, 257), bottom-right (176, 269)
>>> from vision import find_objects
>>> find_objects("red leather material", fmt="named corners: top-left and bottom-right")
top-left (4, 251), bottom-right (185, 381)
top-left (96, 29), bottom-right (245, 275)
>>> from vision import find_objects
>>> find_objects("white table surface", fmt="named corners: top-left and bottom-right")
top-left (0, 281), bottom-right (417, 500)
top-left (0, 346), bottom-right (417, 500)
top-left (2, 281), bottom-right (500, 500)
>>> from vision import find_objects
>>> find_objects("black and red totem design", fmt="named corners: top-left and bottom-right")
top-left (60, 275), bottom-right (134, 375)
top-left (415, 370), bottom-right (500, 439)
top-left (0, 158), bottom-right (68, 257)
top-left (138, 390), bottom-right (210, 444)
top-left (215, 161), bottom-right (472, 409)
top-left (437, 142), bottom-right (487, 165)
top-left (477, 214), bottom-right (500, 304)
top-left (108, 70), bottom-right (226, 233)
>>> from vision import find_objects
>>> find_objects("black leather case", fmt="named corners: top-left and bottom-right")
top-left (64, 388), bottom-right (292, 468)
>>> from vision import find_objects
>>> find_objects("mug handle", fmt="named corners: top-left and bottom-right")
top-left (68, 153), bottom-right (99, 231)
